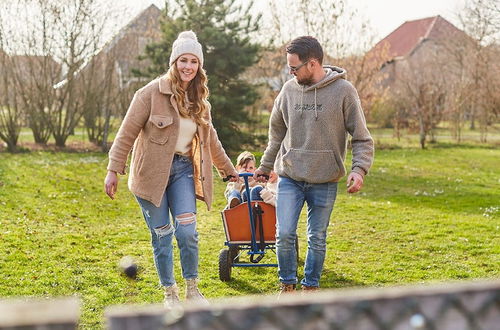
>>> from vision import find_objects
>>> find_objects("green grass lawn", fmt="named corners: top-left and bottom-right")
top-left (0, 145), bottom-right (499, 328)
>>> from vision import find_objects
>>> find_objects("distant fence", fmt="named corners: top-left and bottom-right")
top-left (1, 281), bottom-right (499, 329)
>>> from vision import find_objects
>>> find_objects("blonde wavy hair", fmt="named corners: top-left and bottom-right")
top-left (166, 63), bottom-right (209, 126)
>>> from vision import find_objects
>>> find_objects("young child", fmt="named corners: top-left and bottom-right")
top-left (225, 151), bottom-right (278, 208)
top-left (224, 151), bottom-right (260, 208)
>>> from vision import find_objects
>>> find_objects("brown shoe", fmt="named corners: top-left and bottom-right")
top-left (278, 283), bottom-right (296, 300)
top-left (228, 197), bottom-right (240, 209)
top-left (301, 285), bottom-right (319, 294)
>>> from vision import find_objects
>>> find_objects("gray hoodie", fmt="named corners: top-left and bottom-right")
top-left (259, 65), bottom-right (374, 183)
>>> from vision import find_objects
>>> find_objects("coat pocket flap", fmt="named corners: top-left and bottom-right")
top-left (149, 115), bottom-right (173, 129)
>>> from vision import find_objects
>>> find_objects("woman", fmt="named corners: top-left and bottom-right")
top-left (104, 31), bottom-right (238, 308)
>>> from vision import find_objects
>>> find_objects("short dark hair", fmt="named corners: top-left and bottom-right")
top-left (286, 36), bottom-right (323, 65)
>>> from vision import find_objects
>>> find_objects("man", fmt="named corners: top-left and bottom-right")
top-left (254, 36), bottom-right (374, 294)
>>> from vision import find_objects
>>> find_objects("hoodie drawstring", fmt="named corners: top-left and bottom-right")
top-left (300, 87), bottom-right (318, 120)
top-left (314, 88), bottom-right (318, 120)
top-left (300, 86), bottom-right (305, 118)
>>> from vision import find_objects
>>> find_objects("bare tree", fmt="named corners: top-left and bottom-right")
top-left (264, 0), bottom-right (357, 58)
top-left (48, 0), bottom-right (114, 147)
top-left (82, 4), bottom-right (160, 151)
top-left (0, 49), bottom-right (23, 151)
top-left (251, 0), bottom-right (383, 122)
top-left (458, 0), bottom-right (500, 138)
top-left (391, 44), bottom-right (447, 149)
top-left (335, 39), bottom-right (390, 121)
top-left (1, 0), bottom-right (120, 148)
top-left (80, 49), bottom-right (122, 150)
top-left (9, 52), bottom-right (62, 145)
top-left (439, 35), bottom-right (475, 142)
top-left (1, 1), bottom-right (65, 146)
top-left (0, 6), bottom-right (24, 151)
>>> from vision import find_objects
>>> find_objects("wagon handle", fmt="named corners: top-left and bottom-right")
top-left (256, 174), bottom-right (269, 181)
top-left (222, 175), bottom-right (235, 182)
top-left (223, 173), bottom-right (269, 182)
top-left (223, 173), bottom-right (268, 181)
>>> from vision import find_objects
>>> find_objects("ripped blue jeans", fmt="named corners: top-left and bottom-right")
top-left (136, 154), bottom-right (198, 287)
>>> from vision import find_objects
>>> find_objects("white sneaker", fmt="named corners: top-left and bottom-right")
top-left (185, 278), bottom-right (209, 306)
top-left (164, 283), bottom-right (180, 309)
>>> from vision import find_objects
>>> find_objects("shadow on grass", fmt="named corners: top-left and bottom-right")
top-left (220, 259), bottom-right (364, 293)
top-left (321, 268), bottom-right (365, 289)
top-left (221, 277), bottom-right (267, 294)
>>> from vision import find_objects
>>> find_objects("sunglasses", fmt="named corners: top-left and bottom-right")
top-left (288, 60), bottom-right (310, 73)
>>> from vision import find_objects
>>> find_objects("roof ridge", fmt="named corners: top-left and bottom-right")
top-left (121, 4), bottom-right (161, 36)
top-left (406, 16), bottom-right (438, 56)
top-left (423, 15), bottom-right (439, 39)
top-left (102, 4), bottom-right (161, 53)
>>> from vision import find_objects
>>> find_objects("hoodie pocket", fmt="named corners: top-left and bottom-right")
top-left (149, 115), bottom-right (172, 145)
top-left (282, 148), bottom-right (343, 183)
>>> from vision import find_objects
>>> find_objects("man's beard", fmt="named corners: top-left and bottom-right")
top-left (297, 74), bottom-right (314, 86)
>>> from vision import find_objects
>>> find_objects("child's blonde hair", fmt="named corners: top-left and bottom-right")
top-left (236, 151), bottom-right (256, 169)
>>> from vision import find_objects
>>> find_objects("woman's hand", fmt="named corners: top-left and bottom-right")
top-left (227, 169), bottom-right (239, 182)
top-left (104, 171), bottom-right (118, 199)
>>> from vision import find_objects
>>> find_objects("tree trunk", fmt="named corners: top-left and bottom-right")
top-left (429, 129), bottom-right (436, 143)
top-left (54, 135), bottom-right (67, 147)
top-left (32, 129), bottom-right (49, 145)
top-left (470, 112), bottom-right (476, 130)
top-left (418, 111), bottom-right (426, 149)
top-left (419, 133), bottom-right (426, 149)
top-left (101, 106), bottom-right (111, 152)
top-left (5, 139), bottom-right (18, 152)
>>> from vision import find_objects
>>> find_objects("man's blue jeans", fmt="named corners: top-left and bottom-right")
top-left (135, 154), bottom-right (198, 287)
top-left (276, 176), bottom-right (338, 287)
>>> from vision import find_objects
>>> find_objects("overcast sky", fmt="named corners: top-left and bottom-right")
top-left (122, 0), bottom-right (466, 42)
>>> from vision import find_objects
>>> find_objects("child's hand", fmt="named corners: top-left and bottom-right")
top-left (269, 171), bottom-right (278, 183)
top-left (260, 188), bottom-right (275, 205)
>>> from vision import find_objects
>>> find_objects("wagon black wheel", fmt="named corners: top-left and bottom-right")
top-left (229, 245), bottom-right (240, 263)
top-left (295, 235), bottom-right (300, 264)
top-left (219, 249), bottom-right (232, 281)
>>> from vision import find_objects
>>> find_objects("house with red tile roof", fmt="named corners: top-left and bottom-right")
top-left (368, 15), bottom-right (471, 88)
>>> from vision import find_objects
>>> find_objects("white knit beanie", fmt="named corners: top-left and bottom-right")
top-left (169, 31), bottom-right (204, 67)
